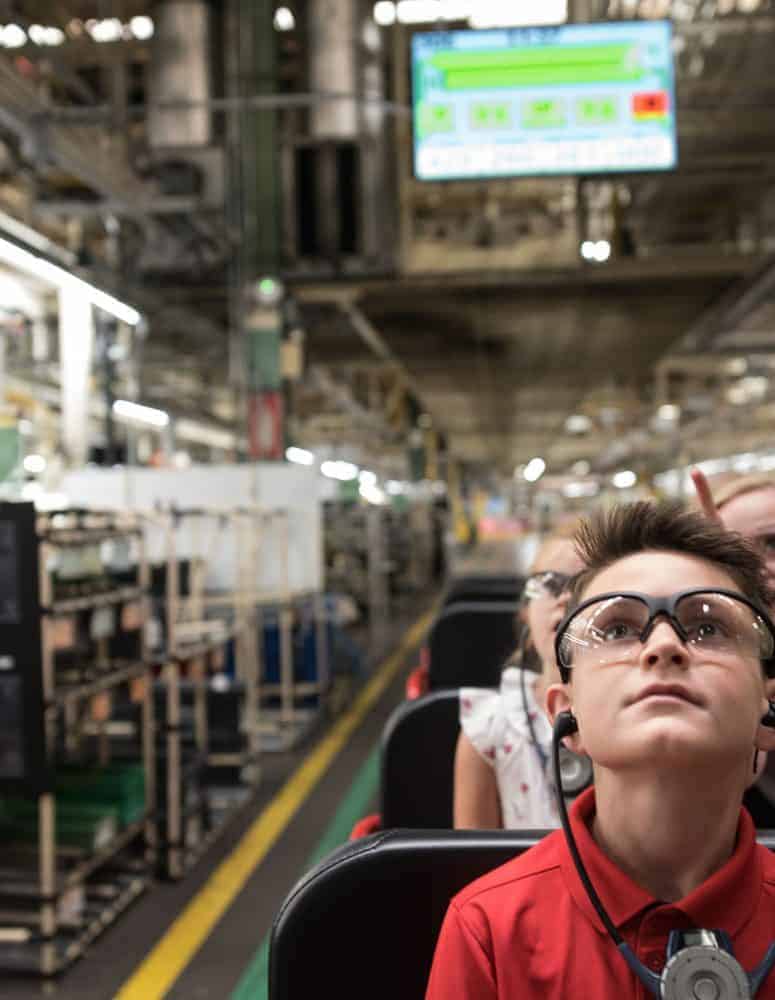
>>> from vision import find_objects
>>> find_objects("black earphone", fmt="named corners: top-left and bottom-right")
top-left (519, 669), bottom-right (592, 798)
top-left (552, 704), bottom-right (775, 997)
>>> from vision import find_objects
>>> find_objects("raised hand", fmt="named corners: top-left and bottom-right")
top-left (689, 467), bottom-right (723, 525)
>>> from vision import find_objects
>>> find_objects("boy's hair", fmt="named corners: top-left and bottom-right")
top-left (570, 500), bottom-right (773, 610)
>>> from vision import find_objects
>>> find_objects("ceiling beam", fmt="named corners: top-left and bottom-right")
top-left (293, 254), bottom-right (760, 303)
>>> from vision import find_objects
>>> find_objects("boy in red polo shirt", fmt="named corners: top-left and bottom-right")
top-left (426, 502), bottom-right (775, 999)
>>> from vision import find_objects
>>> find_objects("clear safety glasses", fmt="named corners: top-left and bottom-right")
top-left (555, 588), bottom-right (775, 680)
top-left (523, 570), bottom-right (575, 602)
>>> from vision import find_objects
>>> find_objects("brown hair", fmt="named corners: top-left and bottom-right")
top-left (570, 500), bottom-right (773, 610)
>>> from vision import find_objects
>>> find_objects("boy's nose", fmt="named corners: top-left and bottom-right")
top-left (640, 619), bottom-right (689, 669)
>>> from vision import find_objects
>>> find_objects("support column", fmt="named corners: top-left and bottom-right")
top-left (227, 0), bottom-right (284, 457)
top-left (58, 285), bottom-right (95, 468)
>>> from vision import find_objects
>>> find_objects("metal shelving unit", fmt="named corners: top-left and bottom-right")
top-left (249, 510), bottom-right (329, 753)
top-left (151, 507), bottom-right (262, 879)
top-left (0, 504), bottom-right (156, 975)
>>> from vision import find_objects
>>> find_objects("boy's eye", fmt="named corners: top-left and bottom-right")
top-left (684, 617), bottom-right (730, 642)
top-left (758, 535), bottom-right (775, 556)
top-left (591, 621), bottom-right (639, 643)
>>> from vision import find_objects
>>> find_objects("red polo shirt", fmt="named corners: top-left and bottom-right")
top-left (426, 788), bottom-right (775, 999)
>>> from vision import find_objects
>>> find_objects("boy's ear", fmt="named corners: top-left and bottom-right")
top-left (545, 683), bottom-right (585, 755)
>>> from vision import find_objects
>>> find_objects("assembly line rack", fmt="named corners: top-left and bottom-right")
top-left (151, 506), bottom-right (263, 879)
top-left (156, 503), bottom-right (329, 777)
top-left (0, 506), bottom-right (156, 975)
top-left (249, 508), bottom-right (329, 751)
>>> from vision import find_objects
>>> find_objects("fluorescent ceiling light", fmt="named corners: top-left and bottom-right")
top-left (565, 414), bottom-right (592, 434)
top-left (396, 1), bottom-right (453, 22)
top-left (129, 15), bottom-right (154, 40)
top-left (657, 404), bottom-right (681, 422)
top-left (88, 18), bottom-right (123, 43)
top-left (0, 25), bottom-right (27, 48)
top-left (0, 237), bottom-right (140, 325)
top-left (563, 480), bottom-right (599, 499)
top-left (321, 460), bottom-right (359, 481)
top-left (360, 482), bottom-right (387, 504)
top-left (380, 0), bottom-right (567, 26)
top-left (0, 211), bottom-right (75, 264)
top-left (358, 470), bottom-right (378, 487)
top-left (470, 0), bottom-right (567, 28)
top-left (274, 7), bottom-right (296, 30)
top-left (374, 2), bottom-right (397, 24)
top-left (28, 24), bottom-right (65, 46)
top-left (113, 399), bottom-right (169, 428)
top-left (286, 446), bottom-right (315, 466)
top-left (612, 470), bottom-right (637, 489)
top-left (523, 457), bottom-right (546, 483)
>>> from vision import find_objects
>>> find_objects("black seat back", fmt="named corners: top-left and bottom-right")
top-left (381, 689), bottom-right (462, 829)
top-left (269, 829), bottom-right (775, 1000)
top-left (268, 829), bottom-right (542, 1000)
top-left (428, 600), bottom-right (517, 690)
top-left (443, 574), bottom-right (523, 607)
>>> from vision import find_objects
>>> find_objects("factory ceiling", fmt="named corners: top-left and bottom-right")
top-left (2, 0), bottom-right (775, 479)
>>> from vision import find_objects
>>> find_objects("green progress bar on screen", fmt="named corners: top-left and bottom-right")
top-left (430, 43), bottom-right (645, 90)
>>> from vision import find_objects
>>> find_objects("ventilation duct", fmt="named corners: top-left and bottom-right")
top-left (148, 1), bottom-right (212, 149)
top-left (309, 0), bottom-right (359, 139)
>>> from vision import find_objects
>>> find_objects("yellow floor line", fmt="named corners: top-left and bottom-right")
top-left (114, 609), bottom-right (434, 1000)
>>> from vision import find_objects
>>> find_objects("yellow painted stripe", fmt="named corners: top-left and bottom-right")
top-left (114, 608), bottom-right (434, 1000)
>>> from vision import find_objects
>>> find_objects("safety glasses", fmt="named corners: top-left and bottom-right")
top-left (555, 588), bottom-right (775, 682)
top-left (523, 571), bottom-right (575, 602)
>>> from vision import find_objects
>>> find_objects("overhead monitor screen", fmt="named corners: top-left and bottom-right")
top-left (411, 21), bottom-right (677, 181)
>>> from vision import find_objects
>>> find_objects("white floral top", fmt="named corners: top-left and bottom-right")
top-left (459, 667), bottom-right (560, 830)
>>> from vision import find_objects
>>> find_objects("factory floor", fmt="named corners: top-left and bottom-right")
top-left (5, 600), bottom-right (435, 1000)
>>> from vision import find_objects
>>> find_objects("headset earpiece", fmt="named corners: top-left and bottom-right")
top-left (555, 710), bottom-right (578, 739)
top-left (761, 700), bottom-right (775, 730)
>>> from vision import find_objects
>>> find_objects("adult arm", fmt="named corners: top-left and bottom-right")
top-left (453, 731), bottom-right (503, 829)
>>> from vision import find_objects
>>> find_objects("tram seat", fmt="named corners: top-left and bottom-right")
top-left (350, 689), bottom-right (461, 839)
top-left (268, 829), bottom-right (543, 1000)
top-left (442, 573), bottom-right (523, 607)
top-left (406, 580), bottom-right (523, 699)
top-left (381, 689), bottom-right (461, 829)
top-left (428, 600), bottom-right (518, 690)
top-left (270, 831), bottom-right (775, 999)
